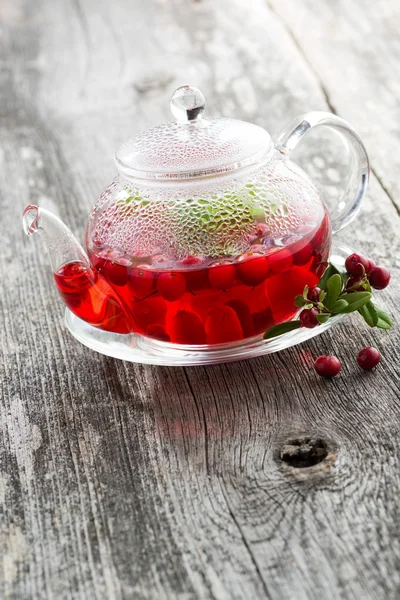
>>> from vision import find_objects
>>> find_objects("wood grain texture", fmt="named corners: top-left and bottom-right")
top-left (1, 0), bottom-right (400, 599)
top-left (268, 0), bottom-right (400, 214)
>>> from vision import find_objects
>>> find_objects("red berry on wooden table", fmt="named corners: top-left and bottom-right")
top-left (369, 266), bottom-right (391, 290)
top-left (315, 355), bottom-right (341, 378)
top-left (345, 253), bottom-right (369, 276)
top-left (357, 347), bottom-right (381, 370)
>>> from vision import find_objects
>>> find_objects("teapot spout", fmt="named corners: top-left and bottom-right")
top-left (22, 205), bottom-right (90, 273)
top-left (23, 205), bottom-right (132, 334)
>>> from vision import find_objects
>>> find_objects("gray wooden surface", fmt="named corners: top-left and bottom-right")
top-left (1, 0), bottom-right (400, 598)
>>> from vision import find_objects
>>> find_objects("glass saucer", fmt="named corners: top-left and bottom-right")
top-left (65, 241), bottom-right (352, 366)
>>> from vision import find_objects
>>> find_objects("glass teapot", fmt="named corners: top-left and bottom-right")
top-left (23, 85), bottom-right (369, 354)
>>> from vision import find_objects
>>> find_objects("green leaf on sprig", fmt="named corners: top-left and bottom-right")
top-left (331, 299), bottom-right (349, 314)
top-left (316, 313), bottom-right (331, 324)
top-left (340, 291), bottom-right (372, 313)
top-left (375, 306), bottom-right (392, 329)
top-left (294, 295), bottom-right (307, 308)
top-left (318, 263), bottom-right (342, 291)
top-left (341, 272), bottom-right (350, 288)
top-left (324, 274), bottom-right (343, 310)
top-left (358, 280), bottom-right (372, 293)
top-left (264, 258), bottom-right (392, 339)
top-left (264, 321), bottom-right (301, 339)
top-left (358, 301), bottom-right (379, 327)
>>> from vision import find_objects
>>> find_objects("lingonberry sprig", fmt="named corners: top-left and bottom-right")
top-left (264, 253), bottom-right (392, 339)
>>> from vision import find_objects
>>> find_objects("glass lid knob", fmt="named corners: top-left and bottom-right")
top-left (170, 85), bottom-right (206, 123)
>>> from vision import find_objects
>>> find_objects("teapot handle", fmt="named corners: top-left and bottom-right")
top-left (275, 112), bottom-right (369, 234)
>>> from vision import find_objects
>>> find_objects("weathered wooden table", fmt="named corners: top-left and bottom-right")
top-left (1, 0), bottom-right (400, 598)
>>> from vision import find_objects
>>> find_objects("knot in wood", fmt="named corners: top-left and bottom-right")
top-left (280, 436), bottom-right (328, 468)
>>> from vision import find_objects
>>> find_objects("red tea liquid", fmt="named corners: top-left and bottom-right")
top-left (54, 213), bottom-right (331, 345)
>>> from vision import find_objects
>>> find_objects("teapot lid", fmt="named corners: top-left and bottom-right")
top-left (115, 86), bottom-right (273, 182)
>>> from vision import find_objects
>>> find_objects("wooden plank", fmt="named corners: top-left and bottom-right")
top-left (0, 0), bottom-right (399, 598)
top-left (267, 0), bottom-right (400, 213)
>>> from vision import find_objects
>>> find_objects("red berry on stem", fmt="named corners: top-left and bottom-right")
top-left (157, 272), bottom-right (187, 301)
top-left (345, 253), bottom-right (369, 276)
top-left (357, 346), bottom-right (380, 370)
top-left (346, 275), bottom-right (365, 292)
top-left (369, 266), bottom-right (391, 290)
top-left (236, 254), bottom-right (269, 286)
top-left (367, 259), bottom-right (376, 274)
top-left (315, 355), bottom-right (341, 378)
top-left (300, 308), bottom-right (320, 328)
top-left (307, 286), bottom-right (322, 303)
